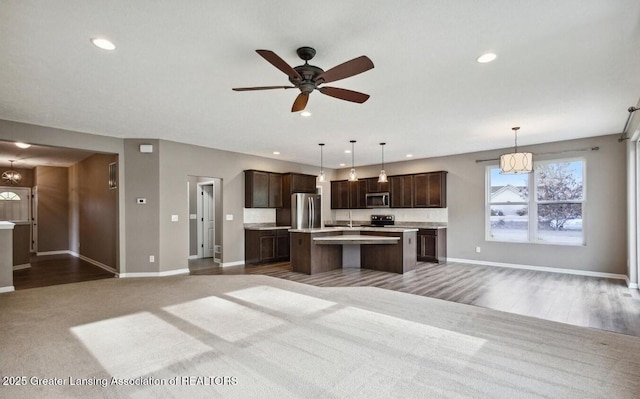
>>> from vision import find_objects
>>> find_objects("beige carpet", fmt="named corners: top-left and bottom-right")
top-left (0, 275), bottom-right (639, 398)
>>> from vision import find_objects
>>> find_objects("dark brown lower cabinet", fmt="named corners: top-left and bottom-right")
top-left (245, 229), bottom-right (290, 264)
top-left (417, 228), bottom-right (447, 263)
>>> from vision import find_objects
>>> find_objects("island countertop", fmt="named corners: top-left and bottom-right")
top-left (244, 223), bottom-right (291, 231)
top-left (289, 226), bottom-right (418, 233)
top-left (313, 234), bottom-right (400, 245)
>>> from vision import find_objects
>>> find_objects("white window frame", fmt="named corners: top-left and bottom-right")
top-left (485, 157), bottom-right (586, 246)
top-left (0, 186), bottom-right (31, 223)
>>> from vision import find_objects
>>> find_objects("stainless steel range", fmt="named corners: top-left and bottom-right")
top-left (369, 214), bottom-right (395, 227)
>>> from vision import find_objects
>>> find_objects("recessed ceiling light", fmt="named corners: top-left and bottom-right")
top-left (406, 154), bottom-right (413, 158)
top-left (339, 163), bottom-right (346, 167)
top-left (91, 38), bottom-right (116, 51)
top-left (273, 151), bottom-right (280, 155)
top-left (477, 53), bottom-right (497, 63)
top-left (344, 150), bottom-right (351, 154)
top-left (300, 111), bottom-right (312, 117)
top-left (15, 142), bottom-right (31, 149)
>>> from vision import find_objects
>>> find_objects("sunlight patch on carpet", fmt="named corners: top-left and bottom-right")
top-left (316, 306), bottom-right (487, 361)
top-left (225, 285), bottom-right (337, 316)
top-left (71, 312), bottom-right (210, 378)
top-left (163, 296), bottom-right (285, 342)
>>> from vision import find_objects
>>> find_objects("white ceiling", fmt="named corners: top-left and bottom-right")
top-left (1, 1), bottom-right (639, 169)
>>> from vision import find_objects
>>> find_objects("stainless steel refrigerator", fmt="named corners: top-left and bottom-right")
top-left (291, 193), bottom-right (321, 229)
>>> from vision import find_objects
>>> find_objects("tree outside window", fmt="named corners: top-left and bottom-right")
top-left (486, 158), bottom-right (585, 245)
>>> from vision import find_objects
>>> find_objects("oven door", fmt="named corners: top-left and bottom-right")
top-left (366, 193), bottom-right (389, 208)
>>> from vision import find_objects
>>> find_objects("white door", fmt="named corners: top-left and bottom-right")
top-left (201, 184), bottom-right (215, 258)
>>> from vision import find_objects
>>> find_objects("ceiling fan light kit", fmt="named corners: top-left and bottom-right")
top-left (500, 127), bottom-right (533, 174)
top-left (233, 47), bottom-right (374, 112)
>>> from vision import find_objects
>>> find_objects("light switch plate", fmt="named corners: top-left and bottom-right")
top-left (225, 214), bottom-right (233, 221)
top-left (171, 215), bottom-right (179, 222)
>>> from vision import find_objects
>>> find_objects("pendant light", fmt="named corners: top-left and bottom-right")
top-left (2, 160), bottom-right (22, 185)
top-left (378, 142), bottom-right (388, 183)
top-left (500, 127), bottom-right (532, 174)
top-left (348, 140), bottom-right (357, 181)
top-left (317, 143), bottom-right (326, 182)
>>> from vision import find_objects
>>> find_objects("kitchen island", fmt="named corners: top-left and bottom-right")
top-left (289, 227), bottom-right (418, 275)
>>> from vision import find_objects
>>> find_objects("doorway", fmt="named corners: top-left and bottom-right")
top-left (188, 176), bottom-right (222, 264)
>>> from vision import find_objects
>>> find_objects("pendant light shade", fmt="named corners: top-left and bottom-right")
top-left (500, 127), bottom-right (532, 174)
top-left (378, 142), bottom-right (388, 183)
top-left (1, 160), bottom-right (22, 185)
top-left (317, 143), bottom-right (326, 182)
top-left (348, 140), bottom-right (357, 181)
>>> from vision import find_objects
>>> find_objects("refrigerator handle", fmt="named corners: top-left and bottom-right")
top-left (308, 197), bottom-right (312, 228)
top-left (311, 197), bottom-right (315, 228)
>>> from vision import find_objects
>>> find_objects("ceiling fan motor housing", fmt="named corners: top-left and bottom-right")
top-left (290, 64), bottom-right (324, 93)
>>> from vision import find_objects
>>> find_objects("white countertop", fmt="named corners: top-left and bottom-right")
top-left (313, 234), bottom-right (400, 245)
top-left (289, 226), bottom-right (418, 233)
top-left (0, 221), bottom-right (16, 230)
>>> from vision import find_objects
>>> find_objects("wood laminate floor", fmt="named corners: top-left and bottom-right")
top-left (11, 255), bottom-right (639, 337)
top-left (13, 254), bottom-right (114, 290)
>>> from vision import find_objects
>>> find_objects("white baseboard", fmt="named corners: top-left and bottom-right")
top-left (0, 286), bottom-right (15, 293)
top-left (13, 263), bottom-right (31, 271)
top-left (627, 277), bottom-right (639, 290)
top-left (78, 255), bottom-right (117, 274)
top-left (221, 261), bottom-right (244, 267)
top-left (188, 255), bottom-right (199, 260)
top-left (118, 268), bottom-right (190, 278)
top-left (447, 258), bottom-right (628, 281)
top-left (36, 250), bottom-right (73, 256)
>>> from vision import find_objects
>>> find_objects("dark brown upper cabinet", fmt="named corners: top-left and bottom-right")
top-left (366, 177), bottom-right (389, 193)
top-left (245, 170), bottom-right (282, 208)
top-left (331, 180), bottom-right (351, 209)
top-left (389, 175), bottom-right (414, 208)
top-left (349, 180), bottom-right (368, 209)
top-left (413, 171), bottom-right (447, 208)
top-left (289, 173), bottom-right (317, 194)
top-left (331, 170), bottom-right (447, 209)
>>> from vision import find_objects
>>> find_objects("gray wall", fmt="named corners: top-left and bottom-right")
top-left (0, 119), bottom-right (127, 270)
top-left (34, 166), bottom-right (69, 252)
top-left (77, 153), bottom-right (118, 269)
top-left (157, 139), bottom-right (333, 271)
top-left (336, 134), bottom-right (626, 275)
top-left (0, 226), bottom-right (13, 290)
top-left (124, 139), bottom-right (160, 273)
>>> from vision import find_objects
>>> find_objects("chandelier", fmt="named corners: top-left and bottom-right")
top-left (1, 160), bottom-right (22, 185)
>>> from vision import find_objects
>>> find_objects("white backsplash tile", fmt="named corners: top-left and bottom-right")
top-left (243, 208), bottom-right (276, 223)
top-left (331, 208), bottom-right (448, 223)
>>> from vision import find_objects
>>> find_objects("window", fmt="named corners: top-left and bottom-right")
top-left (0, 187), bottom-right (30, 222)
top-left (486, 158), bottom-right (585, 245)
top-left (0, 191), bottom-right (21, 201)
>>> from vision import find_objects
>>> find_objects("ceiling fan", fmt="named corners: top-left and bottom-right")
top-left (232, 47), bottom-right (374, 112)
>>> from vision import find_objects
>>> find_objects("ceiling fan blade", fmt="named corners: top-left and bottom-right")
top-left (318, 87), bottom-right (370, 103)
top-left (232, 86), bottom-right (295, 91)
top-left (256, 50), bottom-right (302, 81)
top-left (291, 93), bottom-right (309, 112)
top-left (316, 56), bottom-right (374, 84)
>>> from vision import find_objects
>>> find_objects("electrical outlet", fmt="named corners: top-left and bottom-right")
top-left (149, 255), bottom-right (155, 263)
top-left (476, 246), bottom-right (481, 253)
top-left (226, 214), bottom-right (233, 221)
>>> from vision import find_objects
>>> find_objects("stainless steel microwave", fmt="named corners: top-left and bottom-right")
top-left (366, 192), bottom-right (390, 208)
